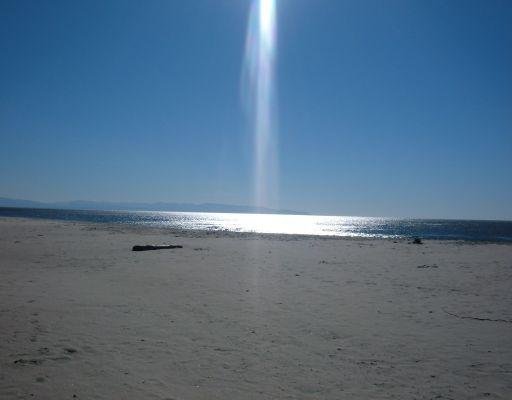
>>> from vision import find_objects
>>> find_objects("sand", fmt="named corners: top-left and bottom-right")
top-left (1, 217), bottom-right (511, 399)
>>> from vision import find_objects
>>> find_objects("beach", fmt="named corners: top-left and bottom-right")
top-left (1, 217), bottom-right (511, 399)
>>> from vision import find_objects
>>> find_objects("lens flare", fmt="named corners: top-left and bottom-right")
top-left (260, 0), bottom-right (276, 51)
top-left (242, 0), bottom-right (278, 210)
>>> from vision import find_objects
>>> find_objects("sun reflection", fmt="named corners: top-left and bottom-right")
top-left (151, 211), bottom-right (388, 238)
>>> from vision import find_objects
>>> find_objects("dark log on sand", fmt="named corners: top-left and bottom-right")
top-left (132, 245), bottom-right (183, 252)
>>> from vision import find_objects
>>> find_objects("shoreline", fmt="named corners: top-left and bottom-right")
top-left (1, 215), bottom-right (511, 245)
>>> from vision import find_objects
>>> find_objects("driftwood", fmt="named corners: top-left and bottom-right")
top-left (132, 245), bottom-right (183, 252)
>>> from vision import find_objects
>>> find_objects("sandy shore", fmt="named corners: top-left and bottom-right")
top-left (1, 217), bottom-right (511, 399)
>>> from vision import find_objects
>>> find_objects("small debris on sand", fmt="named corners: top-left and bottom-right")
top-left (64, 347), bottom-right (78, 354)
top-left (14, 358), bottom-right (43, 365)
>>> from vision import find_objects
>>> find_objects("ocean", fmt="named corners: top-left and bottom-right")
top-left (1, 207), bottom-right (511, 242)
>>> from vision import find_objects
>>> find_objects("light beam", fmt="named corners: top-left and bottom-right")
top-left (243, 0), bottom-right (278, 210)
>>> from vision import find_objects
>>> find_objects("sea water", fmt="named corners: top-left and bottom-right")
top-left (1, 207), bottom-right (511, 242)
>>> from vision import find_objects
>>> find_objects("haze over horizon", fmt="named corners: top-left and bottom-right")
top-left (1, 195), bottom-right (512, 222)
top-left (1, 0), bottom-right (511, 220)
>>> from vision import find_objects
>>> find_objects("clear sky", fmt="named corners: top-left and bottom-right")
top-left (1, 0), bottom-right (511, 219)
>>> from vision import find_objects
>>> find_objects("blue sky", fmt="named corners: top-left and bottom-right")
top-left (1, 0), bottom-right (511, 219)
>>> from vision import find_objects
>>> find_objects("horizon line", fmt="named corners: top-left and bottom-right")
top-left (0, 196), bottom-right (511, 222)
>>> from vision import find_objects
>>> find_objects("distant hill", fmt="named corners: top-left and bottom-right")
top-left (0, 197), bottom-right (307, 215)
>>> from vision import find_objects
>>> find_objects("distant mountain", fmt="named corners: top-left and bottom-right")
top-left (0, 197), bottom-right (43, 209)
top-left (0, 197), bottom-right (307, 215)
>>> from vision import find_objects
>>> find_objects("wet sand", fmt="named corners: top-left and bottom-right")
top-left (1, 217), bottom-right (511, 399)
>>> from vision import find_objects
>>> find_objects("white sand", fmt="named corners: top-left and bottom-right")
top-left (1, 217), bottom-right (511, 399)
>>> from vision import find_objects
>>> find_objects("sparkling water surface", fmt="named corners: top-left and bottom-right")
top-left (1, 207), bottom-right (512, 242)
